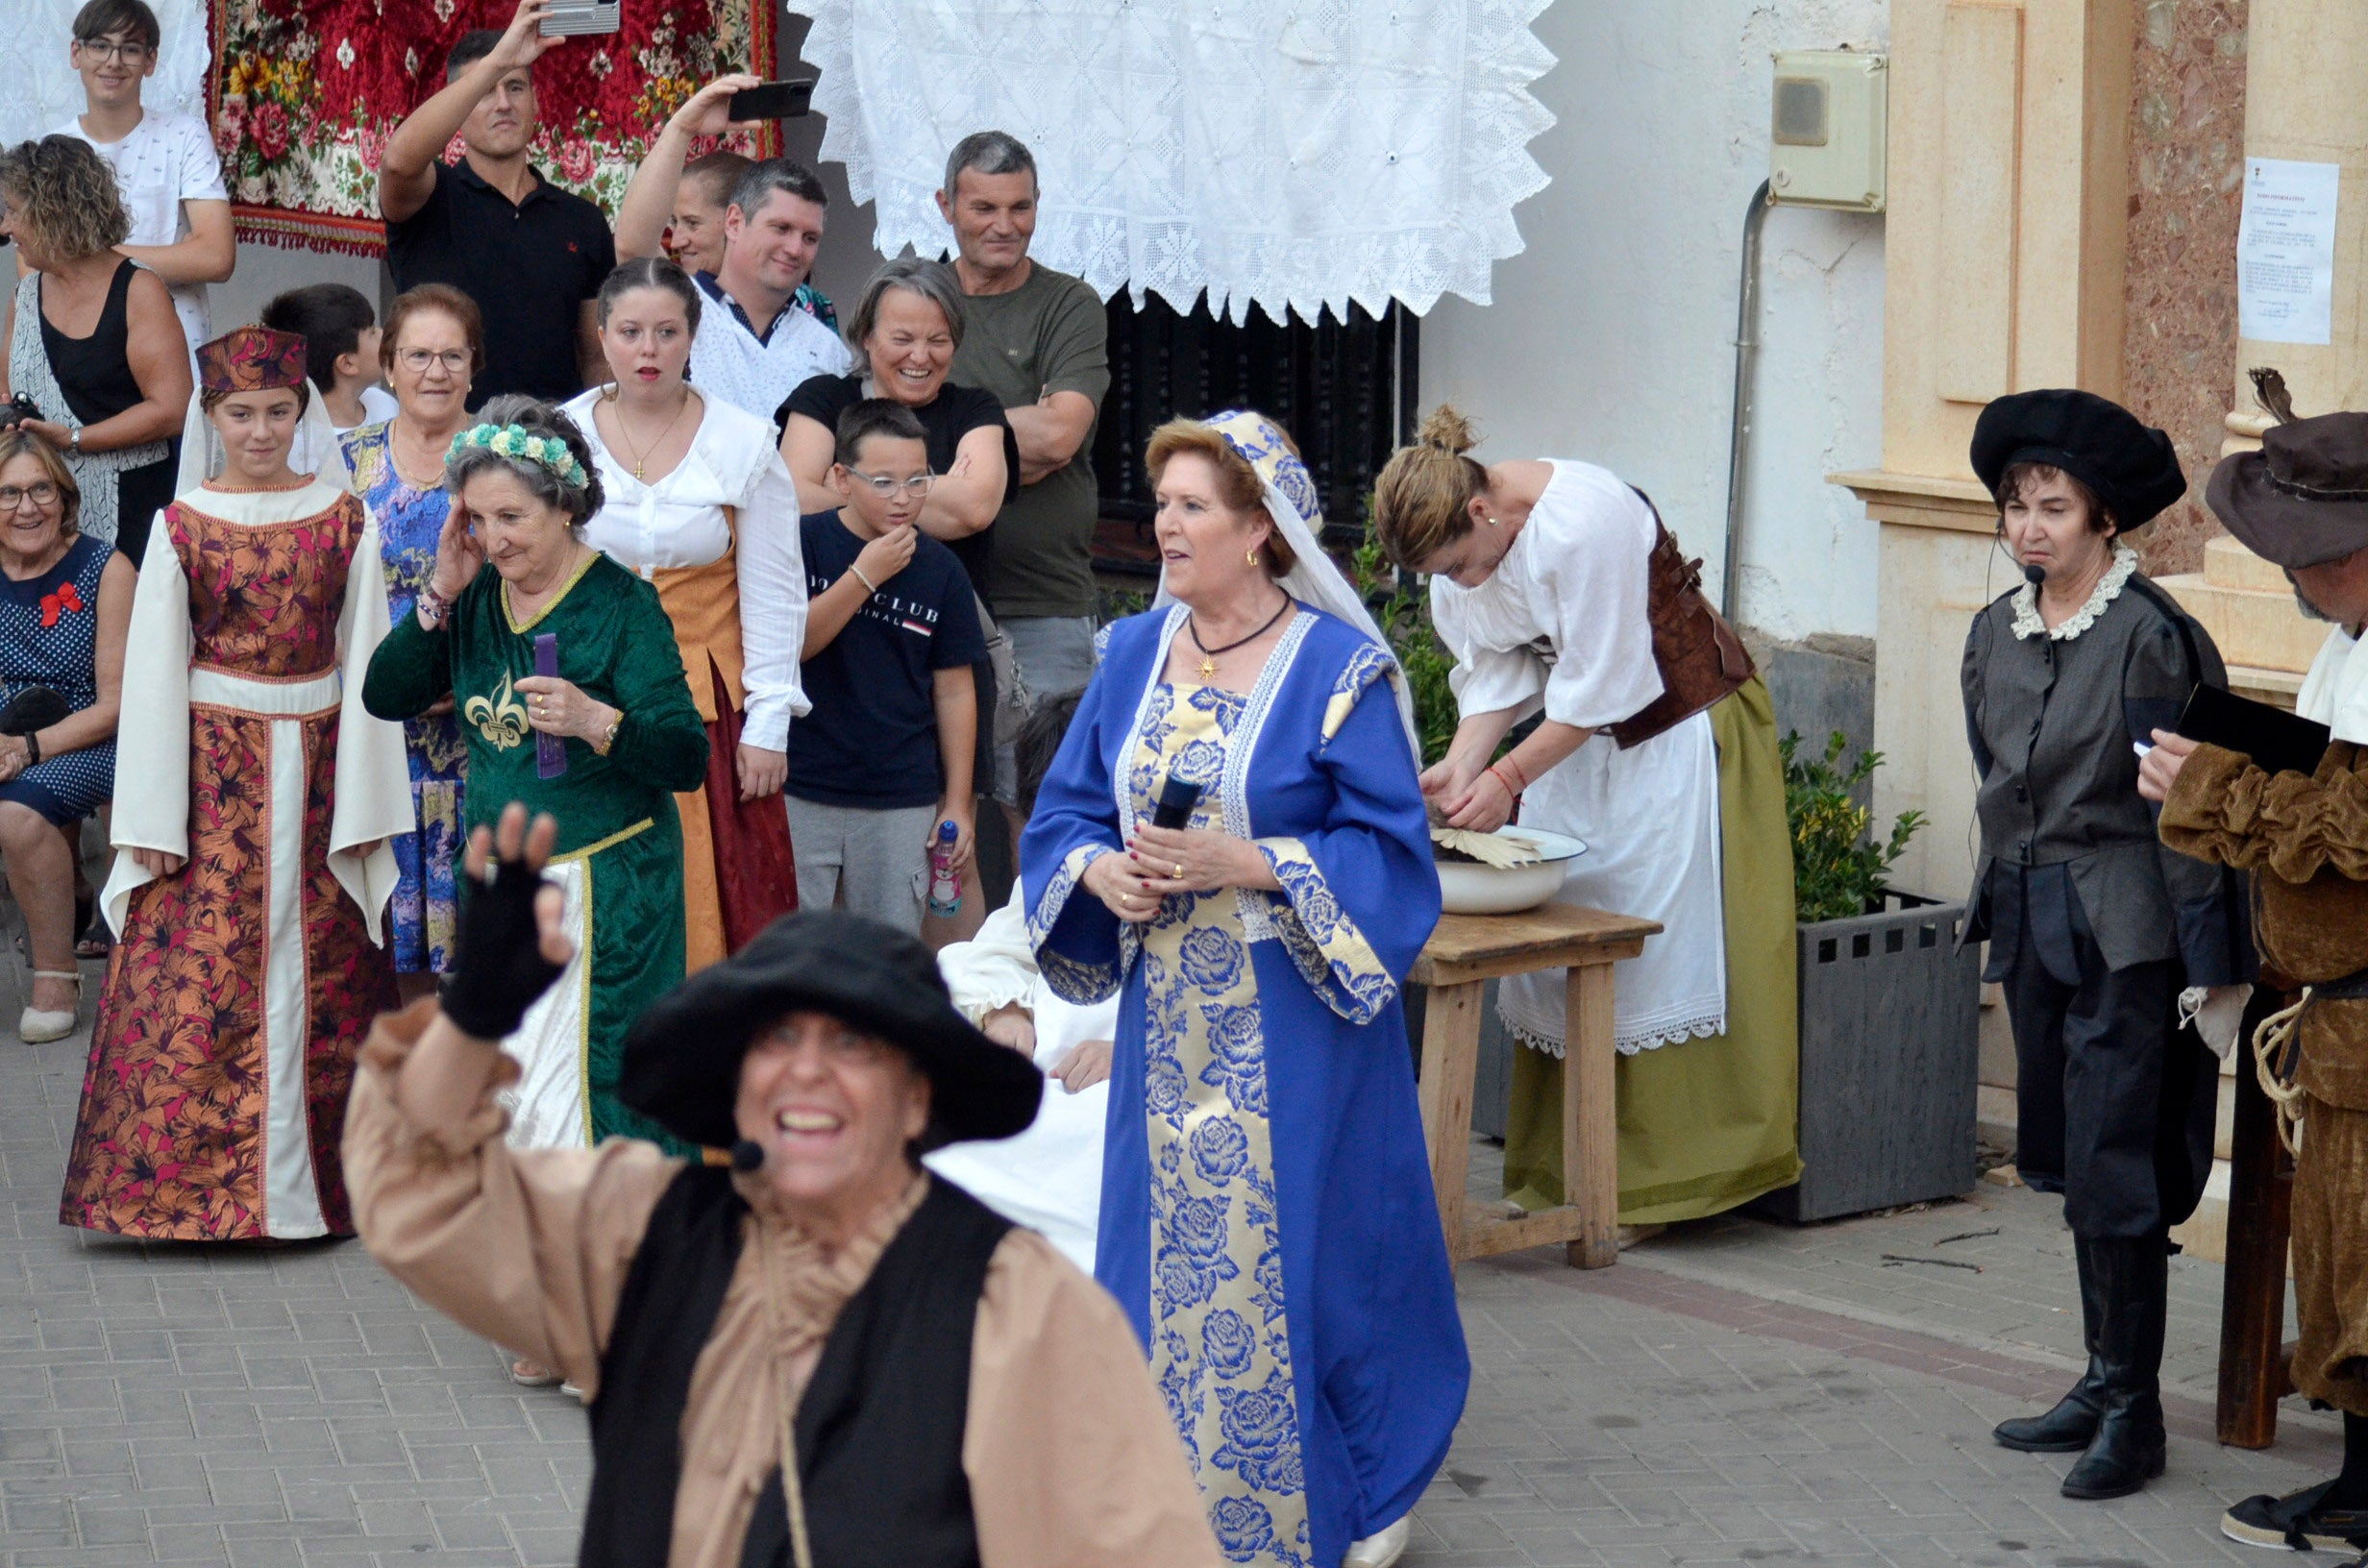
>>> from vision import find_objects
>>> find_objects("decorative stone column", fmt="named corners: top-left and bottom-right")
top-left (2153, 0), bottom-right (2363, 705)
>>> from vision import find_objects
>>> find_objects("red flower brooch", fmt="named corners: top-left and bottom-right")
top-left (40, 583), bottom-right (83, 629)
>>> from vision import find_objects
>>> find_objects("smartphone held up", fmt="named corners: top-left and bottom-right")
top-left (538, 0), bottom-right (620, 35)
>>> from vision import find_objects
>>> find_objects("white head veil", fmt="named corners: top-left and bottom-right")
top-left (1150, 408), bottom-right (1418, 752)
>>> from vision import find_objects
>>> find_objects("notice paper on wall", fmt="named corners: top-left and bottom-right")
top-left (2239, 157), bottom-right (2340, 346)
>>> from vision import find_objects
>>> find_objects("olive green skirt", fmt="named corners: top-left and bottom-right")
top-left (1502, 676), bottom-right (1802, 1223)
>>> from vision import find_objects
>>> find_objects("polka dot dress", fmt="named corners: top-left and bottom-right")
top-left (0, 533), bottom-right (116, 824)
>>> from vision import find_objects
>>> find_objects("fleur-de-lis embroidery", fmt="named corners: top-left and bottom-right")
top-left (38, 583), bottom-right (83, 629)
top-left (463, 673), bottom-right (530, 749)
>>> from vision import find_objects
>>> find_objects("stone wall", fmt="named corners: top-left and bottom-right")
top-left (2121, 0), bottom-right (2249, 576)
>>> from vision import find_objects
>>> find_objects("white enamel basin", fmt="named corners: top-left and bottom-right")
top-left (1434, 827), bottom-right (1589, 916)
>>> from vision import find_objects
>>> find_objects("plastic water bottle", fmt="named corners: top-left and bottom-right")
top-left (926, 821), bottom-right (962, 918)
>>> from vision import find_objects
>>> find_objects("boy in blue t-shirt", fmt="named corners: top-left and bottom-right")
top-left (785, 400), bottom-right (986, 933)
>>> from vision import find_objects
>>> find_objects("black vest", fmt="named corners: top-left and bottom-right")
top-left (580, 1169), bottom-right (1013, 1568)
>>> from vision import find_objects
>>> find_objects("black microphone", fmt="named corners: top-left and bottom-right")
top-left (2023, 563), bottom-right (2047, 586)
top-left (729, 1139), bottom-right (765, 1173)
top-left (1152, 772), bottom-right (1203, 830)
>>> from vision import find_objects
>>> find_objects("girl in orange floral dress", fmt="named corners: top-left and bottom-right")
top-left (60, 325), bottom-right (412, 1241)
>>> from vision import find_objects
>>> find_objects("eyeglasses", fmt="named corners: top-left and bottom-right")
top-left (397, 348), bottom-right (472, 375)
top-left (76, 38), bottom-right (152, 63)
top-left (0, 482), bottom-right (62, 511)
top-left (843, 469), bottom-right (936, 498)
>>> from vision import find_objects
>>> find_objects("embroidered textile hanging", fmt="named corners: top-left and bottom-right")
top-left (0, 0), bottom-right (211, 146)
top-left (206, 0), bottom-right (778, 254)
top-left (785, 0), bottom-right (1557, 322)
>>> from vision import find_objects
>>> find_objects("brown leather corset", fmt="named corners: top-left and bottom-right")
top-left (1608, 502), bottom-right (1757, 748)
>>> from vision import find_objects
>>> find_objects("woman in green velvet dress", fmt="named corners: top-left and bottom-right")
top-left (364, 395), bottom-right (708, 1156)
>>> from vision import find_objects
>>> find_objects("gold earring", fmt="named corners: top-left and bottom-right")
top-left (1246, 548), bottom-right (1260, 566)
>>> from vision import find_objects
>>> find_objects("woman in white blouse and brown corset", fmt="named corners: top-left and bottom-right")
top-left (563, 257), bottom-right (806, 970)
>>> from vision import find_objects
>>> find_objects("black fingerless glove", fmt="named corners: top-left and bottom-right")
top-left (438, 849), bottom-right (567, 1040)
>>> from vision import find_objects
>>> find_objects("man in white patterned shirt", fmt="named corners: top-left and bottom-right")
top-left (686, 159), bottom-right (852, 428)
top-left (47, 0), bottom-right (234, 357)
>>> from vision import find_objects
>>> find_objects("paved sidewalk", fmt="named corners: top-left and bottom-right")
top-left (0, 1005), bottom-right (2345, 1567)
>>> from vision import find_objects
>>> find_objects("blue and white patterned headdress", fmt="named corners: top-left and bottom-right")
top-left (1152, 408), bottom-right (1417, 749)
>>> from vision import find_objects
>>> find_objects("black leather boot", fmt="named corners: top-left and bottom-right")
top-left (1994, 1237), bottom-right (2106, 1453)
top-left (2060, 1236), bottom-right (2169, 1500)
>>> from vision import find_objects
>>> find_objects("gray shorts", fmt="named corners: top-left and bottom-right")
top-left (994, 614), bottom-right (1099, 805)
top-left (781, 796), bottom-right (937, 935)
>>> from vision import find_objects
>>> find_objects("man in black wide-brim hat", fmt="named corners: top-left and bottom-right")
top-left (344, 803), bottom-right (1221, 1568)
top-left (2144, 412), bottom-right (2368, 1554)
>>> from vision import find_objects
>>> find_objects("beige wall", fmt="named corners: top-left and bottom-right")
top-left (1837, 0), bottom-right (2139, 903)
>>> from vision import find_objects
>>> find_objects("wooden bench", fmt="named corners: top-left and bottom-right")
top-left (1410, 904), bottom-right (1662, 1269)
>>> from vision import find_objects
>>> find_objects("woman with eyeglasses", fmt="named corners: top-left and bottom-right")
top-left (342, 284), bottom-right (485, 995)
top-left (562, 257), bottom-right (804, 971)
top-left (0, 135), bottom-right (192, 567)
top-left (780, 257), bottom-right (1017, 934)
top-left (0, 429), bottom-right (132, 1042)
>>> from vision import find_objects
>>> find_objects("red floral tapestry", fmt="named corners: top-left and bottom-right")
top-left (208, 1), bottom-right (777, 253)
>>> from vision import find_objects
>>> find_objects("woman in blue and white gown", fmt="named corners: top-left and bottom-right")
top-left (1021, 410), bottom-right (1465, 1568)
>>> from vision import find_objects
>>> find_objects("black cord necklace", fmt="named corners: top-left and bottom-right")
top-left (1187, 593), bottom-right (1294, 679)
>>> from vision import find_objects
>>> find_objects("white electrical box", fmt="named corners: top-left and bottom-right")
top-left (1768, 50), bottom-right (1887, 212)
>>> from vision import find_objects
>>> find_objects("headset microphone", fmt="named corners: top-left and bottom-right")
top-left (2023, 563), bottom-right (2047, 586)
top-left (729, 1139), bottom-right (765, 1173)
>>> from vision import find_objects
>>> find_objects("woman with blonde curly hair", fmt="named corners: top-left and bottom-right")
top-left (1370, 405), bottom-right (1800, 1237)
top-left (0, 135), bottom-right (190, 564)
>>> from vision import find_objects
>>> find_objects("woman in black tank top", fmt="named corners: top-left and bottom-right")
top-left (0, 136), bottom-right (192, 569)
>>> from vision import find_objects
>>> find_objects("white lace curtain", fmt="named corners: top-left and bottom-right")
top-left (0, 0), bottom-right (211, 148)
top-left (786, 0), bottom-right (1556, 322)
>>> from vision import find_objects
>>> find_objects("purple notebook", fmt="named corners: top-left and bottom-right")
top-left (534, 634), bottom-right (565, 779)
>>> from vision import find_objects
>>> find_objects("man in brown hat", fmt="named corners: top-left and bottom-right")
top-left (2141, 411), bottom-right (2368, 1550)
top-left (345, 803), bottom-right (1223, 1568)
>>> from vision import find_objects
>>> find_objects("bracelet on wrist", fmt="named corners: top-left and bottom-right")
top-left (23, 730), bottom-right (39, 768)
top-left (850, 563), bottom-right (878, 596)
top-left (593, 709), bottom-right (623, 756)
top-left (1486, 762), bottom-right (1520, 798)
top-left (416, 586), bottom-right (451, 628)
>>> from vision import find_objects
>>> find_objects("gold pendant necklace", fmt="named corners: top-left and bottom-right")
top-left (1186, 592), bottom-right (1294, 682)
top-left (608, 385), bottom-right (693, 481)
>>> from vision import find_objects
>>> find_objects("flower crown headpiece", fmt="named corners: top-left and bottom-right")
top-left (448, 424), bottom-right (590, 488)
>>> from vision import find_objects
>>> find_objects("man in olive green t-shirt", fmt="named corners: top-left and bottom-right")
top-left (940, 131), bottom-right (1112, 807)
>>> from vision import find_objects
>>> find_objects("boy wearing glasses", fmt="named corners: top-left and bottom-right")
top-left (785, 400), bottom-right (983, 934)
top-left (50, 0), bottom-right (233, 357)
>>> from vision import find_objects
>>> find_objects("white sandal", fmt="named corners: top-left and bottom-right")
top-left (1344, 1517), bottom-right (1410, 1568)
top-left (19, 968), bottom-right (80, 1043)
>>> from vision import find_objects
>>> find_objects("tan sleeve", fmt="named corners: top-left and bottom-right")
top-left (342, 1000), bottom-right (683, 1396)
top-left (2161, 742), bottom-right (2368, 883)
top-left (964, 1231), bottom-right (1223, 1568)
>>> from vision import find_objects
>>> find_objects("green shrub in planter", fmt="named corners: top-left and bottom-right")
top-left (1783, 729), bottom-right (1926, 920)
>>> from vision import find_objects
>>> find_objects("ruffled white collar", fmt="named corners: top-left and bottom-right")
top-left (2010, 543), bottom-right (2138, 642)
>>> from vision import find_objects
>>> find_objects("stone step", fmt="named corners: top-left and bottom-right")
top-left (2157, 571), bottom-right (2327, 674)
top-left (2203, 533), bottom-right (2288, 593)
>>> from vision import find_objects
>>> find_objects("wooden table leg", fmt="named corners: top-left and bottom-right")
top-left (1565, 959), bottom-right (1618, 1269)
top-left (2218, 988), bottom-right (2295, 1449)
top-left (1416, 979), bottom-right (1484, 1262)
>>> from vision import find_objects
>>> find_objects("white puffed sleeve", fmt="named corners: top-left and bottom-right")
top-left (732, 441), bottom-right (810, 750)
top-left (1528, 461), bottom-right (1665, 730)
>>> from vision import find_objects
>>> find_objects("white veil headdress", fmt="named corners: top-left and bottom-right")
top-left (1150, 408), bottom-right (1418, 752)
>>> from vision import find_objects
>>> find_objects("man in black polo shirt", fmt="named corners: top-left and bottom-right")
top-left (377, 0), bottom-right (614, 406)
